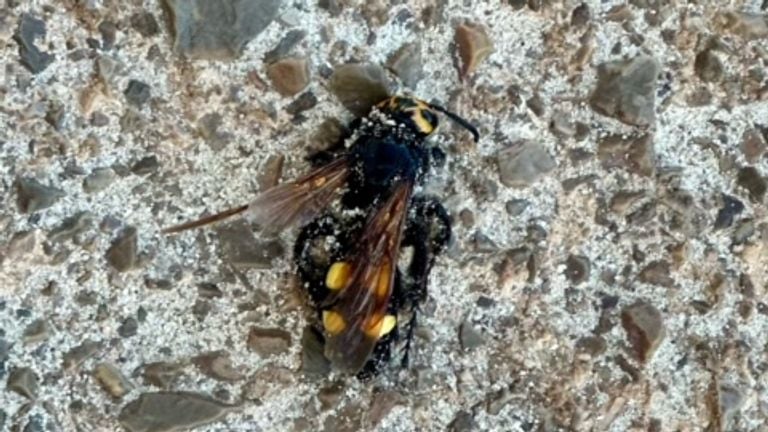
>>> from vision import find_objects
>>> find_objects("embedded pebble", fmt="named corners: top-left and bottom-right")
top-left (736, 167), bottom-right (766, 203)
top-left (141, 362), bottom-right (186, 388)
top-left (192, 351), bottom-right (244, 382)
top-left (267, 57), bottom-right (310, 97)
top-left (124, 80), bottom-right (152, 108)
top-left (638, 260), bottom-right (674, 288)
top-left (118, 317), bottom-right (139, 338)
top-left (369, 390), bottom-right (405, 427)
top-left (16, 178), bottom-right (65, 213)
top-left (163, 0), bottom-right (282, 60)
top-left (13, 14), bottom-right (53, 73)
top-left (83, 168), bottom-right (116, 193)
top-left (263, 29), bottom-right (306, 64)
top-left (93, 362), bottom-right (133, 399)
top-left (131, 155), bottom-right (160, 175)
top-left (496, 140), bottom-right (556, 188)
top-left (130, 12), bottom-right (160, 38)
top-left (621, 301), bottom-right (665, 363)
top-left (714, 194), bottom-right (744, 229)
top-left (118, 392), bottom-right (232, 432)
top-left (694, 49), bottom-right (723, 83)
top-left (454, 22), bottom-right (493, 79)
top-left (448, 410), bottom-right (477, 432)
top-left (329, 63), bottom-right (391, 116)
top-left (386, 42), bottom-right (423, 87)
top-left (741, 129), bottom-right (766, 163)
top-left (590, 55), bottom-right (659, 126)
top-left (62, 340), bottom-right (101, 371)
top-left (106, 227), bottom-right (139, 272)
top-left (215, 221), bottom-right (284, 269)
top-left (48, 212), bottom-right (93, 243)
top-left (458, 320), bottom-right (484, 350)
top-left (565, 255), bottom-right (590, 285)
top-left (22, 319), bottom-right (49, 344)
top-left (598, 134), bottom-right (655, 177)
top-left (7, 367), bottom-right (39, 399)
top-left (247, 327), bottom-right (291, 356)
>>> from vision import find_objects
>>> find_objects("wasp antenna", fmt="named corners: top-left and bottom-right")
top-left (427, 103), bottom-right (480, 142)
top-left (162, 204), bottom-right (249, 234)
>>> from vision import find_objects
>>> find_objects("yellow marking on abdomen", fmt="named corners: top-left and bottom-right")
top-left (326, 261), bottom-right (352, 291)
top-left (362, 314), bottom-right (397, 339)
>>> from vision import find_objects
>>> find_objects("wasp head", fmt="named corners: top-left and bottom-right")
top-left (376, 96), bottom-right (480, 143)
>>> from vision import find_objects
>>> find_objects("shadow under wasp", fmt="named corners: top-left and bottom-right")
top-left (164, 95), bottom-right (479, 379)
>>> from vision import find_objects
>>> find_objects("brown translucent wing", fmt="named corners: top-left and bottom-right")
top-left (324, 182), bottom-right (413, 374)
top-left (163, 158), bottom-right (348, 234)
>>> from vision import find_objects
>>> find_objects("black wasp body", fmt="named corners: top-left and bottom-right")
top-left (165, 96), bottom-right (479, 379)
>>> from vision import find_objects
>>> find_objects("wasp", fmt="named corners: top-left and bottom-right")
top-left (165, 96), bottom-right (479, 378)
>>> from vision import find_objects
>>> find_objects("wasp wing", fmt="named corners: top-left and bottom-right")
top-left (163, 157), bottom-right (348, 234)
top-left (323, 182), bottom-right (413, 374)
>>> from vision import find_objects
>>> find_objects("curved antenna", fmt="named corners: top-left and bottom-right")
top-left (427, 103), bottom-right (480, 142)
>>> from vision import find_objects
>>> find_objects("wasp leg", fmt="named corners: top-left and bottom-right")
top-left (398, 196), bottom-right (452, 367)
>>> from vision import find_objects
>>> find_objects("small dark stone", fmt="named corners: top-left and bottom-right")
top-left (565, 254), bottom-right (590, 285)
top-left (741, 129), bottom-right (767, 163)
top-left (301, 326), bottom-right (330, 377)
top-left (505, 199), bottom-right (529, 216)
top-left (638, 260), bottom-right (674, 287)
top-left (197, 113), bottom-right (230, 151)
top-left (16, 177), bottom-right (65, 213)
top-left (266, 57), bottom-right (310, 97)
top-left (62, 340), bottom-right (101, 371)
top-left (197, 283), bottom-right (223, 299)
top-left (329, 63), bottom-right (391, 116)
top-left (247, 327), bottom-right (291, 357)
top-left (13, 14), bottom-right (54, 73)
top-left (7, 367), bottom-right (39, 399)
top-left (131, 155), bottom-right (160, 175)
top-left (106, 227), bottom-right (139, 272)
top-left (737, 167), bottom-right (766, 203)
top-left (714, 194), bottom-right (745, 229)
top-left (263, 29), bottom-right (306, 64)
top-left (575, 335), bottom-right (606, 357)
top-left (694, 49), bottom-right (723, 83)
top-left (142, 362), bottom-right (186, 388)
top-left (163, 0), bottom-right (282, 60)
top-left (369, 390), bottom-right (405, 427)
top-left (285, 91), bottom-right (318, 117)
top-left (45, 100), bottom-right (65, 130)
top-left (90, 111), bottom-right (110, 127)
top-left (98, 20), bottom-right (117, 50)
top-left (192, 299), bottom-right (211, 321)
top-left (130, 12), bottom-right (160, 38)
top-left (22, 319), bottom-right (49, 344)
top-left (571, 3), bottom-right (591, 27)
top-left (124, 80), bottom-right (152, 108)
top-left (318, 0), bottom-right (342, 16)
top-left (118, 317), bottom-right (139, 338)
top-left (732, 219), bottom-right (755, 245)
top-left (454, 22), bottom-right (494, 80)
top-left (118, 392), bottom-right (231, 432)
top-left (598, 133), bottom-right (655, 177)
top-left (590, 55), bottom-right (659, 126)
top-left (621, 300), bottom-right (665, 363)
top-left (448, 410), bottom-right (476, 432)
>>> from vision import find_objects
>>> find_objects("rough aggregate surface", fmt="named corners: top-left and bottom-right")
top-left (1, 0), bottom-right (768, 431)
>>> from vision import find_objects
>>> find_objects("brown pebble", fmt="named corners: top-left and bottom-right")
top-left (266, 57), bottom-right (310, 97)
top-left (455, 22), bottom-right (494, 79)
top-left (247, 327), bottom-right (292, 357)
top-left (93, 362), bottom-right (133, 399)
top-left (621, 300), bottom-right (665, 363)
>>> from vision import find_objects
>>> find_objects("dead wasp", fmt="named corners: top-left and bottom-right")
top-left (165, 95), bottom-right (479, 378)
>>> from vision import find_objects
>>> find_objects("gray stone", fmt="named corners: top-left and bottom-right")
top-left (386, 42), bottom-right (423, 87)
top-left (118, 317), bottom-right (139, 338)
top-left (13, 14), bottom-right (54, 73)
top-left (7, 367), bottom-right (39, 399)
top-left (590, 55), bottom-right (659, 126)
top-left (716, 384), bottom-right (744, 430)
top-left (83, 168), bottom-right (116, 193)
top-left (285, 91), bottom-right (318, 117)
top-left (714, 194), bottom-right (745, 230)
top-left (247, 327), bottom-right (291, 356)
top-left (505, 199), bottom-right (529, 216)
top-left (565, 254), bottom-right (590, 285)
top-left (329, 63), bottom-right (391, 116)
top-left (694, 49), bottom-right (723, 83)
top-left (369, 390), bottom-right (405, 427)
top-left (142, 362), bottom-right (186, 388)
top-left (93, 362), bottom-right (133, 399)
top-left (118, 392), bottom-right (231, 432)
top-left (124, 80), bottom-right (152, 108)
top-left (621, 300), bottom-right (665, 363)
top-left (16, 177), bottom-right (65, 213)
top-left (496, 140), bottom-right (556, 188)
top-left (163, 0), bottom-right (282, 60)
top-left (215, 220), bottom-right (284, 269)
top-left (106, 227), bottom-right (139, 272)
top-left (267, 57), bottom-right (310, 97)
top-left (48, 212), bottom-right (93, 243)
top-left (131, 155), bottom-right (160, 175)
top-left (448, 410), bottom-right (476, 432)
top-left (459, 320), bottom-right (484, 350)
top-left (62, 340), bottom-right (101, 371)
top-left (22, 319), bottom-right (49, 344)
top-left (638, 260), bottom-right (674, 287)
top-left (197, 113), bottom-right (231, 151)
top-left (301, 326), bottom-right (330, 377)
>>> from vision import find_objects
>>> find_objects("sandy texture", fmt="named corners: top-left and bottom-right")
top-left (1, 0), bottom-right (768, 431)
